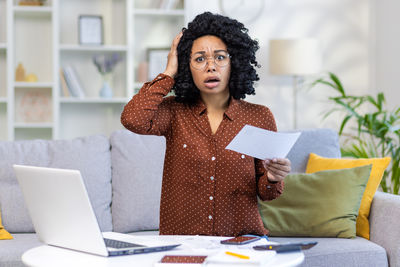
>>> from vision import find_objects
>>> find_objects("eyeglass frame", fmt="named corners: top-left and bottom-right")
top-left (189, 50), bottom-right (231, 70)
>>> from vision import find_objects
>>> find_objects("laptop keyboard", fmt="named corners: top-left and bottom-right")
top-left (104, 238), bottom-right (143, 249)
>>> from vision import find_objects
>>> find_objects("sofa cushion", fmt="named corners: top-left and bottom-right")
top-left (0, 135), bottom-right (112, 232)
top-left (286, 128), bottom-right (341, 173)
top-left (110, 130), bottom-right (166, 233)
top-left (306, 153), bottom-right (391, 240)
top-left (0, 233), bottom-right (43, 267)
top-left (259, 165), bottom-right (371, 238)
top-left (269, 237), bottom-right (388, 267)
top-left (110, 128), bottom-right (340, 233)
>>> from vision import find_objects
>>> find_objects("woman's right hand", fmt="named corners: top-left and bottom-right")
top-left (163, 31), bottom-right (183, 78)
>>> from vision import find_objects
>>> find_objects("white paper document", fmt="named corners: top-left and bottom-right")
top-left (225, 125), bottom-right (301, 160)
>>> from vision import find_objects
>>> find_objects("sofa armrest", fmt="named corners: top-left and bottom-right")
top-left (370, 191), bottom-right (400, 267)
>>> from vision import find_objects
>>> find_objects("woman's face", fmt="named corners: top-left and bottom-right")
top-left (189, 35), bottom-right (231, 98)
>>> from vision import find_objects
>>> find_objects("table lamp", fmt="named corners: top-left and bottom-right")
top-left (269, 39), bottom-right (322, 129)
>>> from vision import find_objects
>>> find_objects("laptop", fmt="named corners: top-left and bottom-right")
top-left (13, 164), bottom-right (180, 256)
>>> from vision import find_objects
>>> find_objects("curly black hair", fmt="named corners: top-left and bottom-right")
top-left (173, 12), bottom-right (260, 104)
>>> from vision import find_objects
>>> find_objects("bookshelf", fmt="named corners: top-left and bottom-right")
top-left (14, 82), bottom-right (53, 88)
top-left (132, 0), bottom-right (185, 92)
top-left (0, 0), bottom-right (7, 141)
top-left (133, 9), bottom-right (185, 16)
top-left (2, 0), bottom-right (187, 141)
top-left (12, 5), bottom-right (53, 15)
top-left (14, 122), bottom-right (53, 128)
top-left (59, 44), bottom-right (128, 52)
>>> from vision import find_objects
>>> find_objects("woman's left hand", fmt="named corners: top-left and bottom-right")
top-left (262, 158), bottom-right (291, 183)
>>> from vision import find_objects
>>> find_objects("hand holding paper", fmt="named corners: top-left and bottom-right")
top-left (225, 125), bottom-right (301, 160)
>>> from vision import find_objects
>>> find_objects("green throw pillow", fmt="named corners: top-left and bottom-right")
top-left (258, 165), bottom-right (372, 238)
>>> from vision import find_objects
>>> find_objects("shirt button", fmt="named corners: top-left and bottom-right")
top-left (241, 155), bottom-right (245, 159)
top-left (209, 196), bottom-right (213, 200)
top-left (183, 144), bottom-right (187, 148)
top-left (211, 156), bottom-right (216, 161)
top-left (210, 176), bottom-right (214, 181)
top-left (267, 185), bottom-right (271, 189)
top-left (208, 215), bottom-right (213, 220)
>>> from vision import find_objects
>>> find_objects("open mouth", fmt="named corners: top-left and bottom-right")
top-left (204, 77), bottom-right (220, 88)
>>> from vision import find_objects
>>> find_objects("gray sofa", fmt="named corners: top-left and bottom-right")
top-left (0, 129), bottom-right (399, 267)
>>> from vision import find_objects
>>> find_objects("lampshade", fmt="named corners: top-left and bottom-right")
top-left (269, 39), bottom-right (322, 76)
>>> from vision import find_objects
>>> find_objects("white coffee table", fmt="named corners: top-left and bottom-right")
top-left (22, 235), bottom-right (304, 267)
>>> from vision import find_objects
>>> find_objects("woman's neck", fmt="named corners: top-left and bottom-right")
top-left (200, 91), bottom-right (230, 113)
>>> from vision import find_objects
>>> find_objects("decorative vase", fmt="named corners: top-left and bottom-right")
top-left (99, 73), bottom-right (113, 98)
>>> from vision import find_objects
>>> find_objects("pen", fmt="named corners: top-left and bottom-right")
top-left (225, 251), bottom-right (250, 260)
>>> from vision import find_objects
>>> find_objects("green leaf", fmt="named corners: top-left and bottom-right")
top-left (366, 95), bottom-right (379, 110)
top-left (339, 115), bottom-right (352, 135)
top-left (381, 170), bottom-right (390, 193)
top-left (377, 93), bottom-right (385, 110)
top-left (311, 79), bottom-right (336, 89)
top-left (329, 72), bottom-right (346, 96)
top-left (334, 98), bottom-right (362, 119)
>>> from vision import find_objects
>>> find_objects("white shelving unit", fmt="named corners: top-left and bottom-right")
top-left (12, 5), bottom-right (53, 15)
top-left (2, 0), bottom-right (186, 141)
top-left (132, 0), bottom-right (185, 92)
top-left (14, 82), bottom-right (53, 88)
top-left (59, 97), bottom-right (128, 103)
top-left (0, 0), bottom-right (8, 141)
top-left (14, 122), bottom-right (53, 128)
top-left (133, 9), bottom-right (185, 16)
top-left (6, 0), bottom-right (54, 140)
top-left (55, 0), bottom-right (131, 139)
top-left (59, 44), bottom-right (128, 52)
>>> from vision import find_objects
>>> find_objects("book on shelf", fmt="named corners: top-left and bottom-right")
top-left (62, 66), bottom-right (85, 98)
top-left (59, 69), bottom-right (70, 97)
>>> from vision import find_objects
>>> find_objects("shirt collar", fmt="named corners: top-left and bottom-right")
top-left (224, 97), bottom-right (239, 121)
top-left (192, 99), bottom-right (207, 116)
top-left (191, 96), bottom-right (240, 121)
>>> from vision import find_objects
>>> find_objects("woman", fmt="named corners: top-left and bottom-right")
top-left (121, 12), bottom-right (291, 237)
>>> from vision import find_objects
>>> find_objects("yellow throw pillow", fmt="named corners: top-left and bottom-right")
top-left (0, 212), bottom-right (13, 240)
top-left (306, 153), bottom-right (391, 240)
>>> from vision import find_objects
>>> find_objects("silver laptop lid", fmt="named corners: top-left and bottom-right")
top-left (13, 165), bottom-right (109, 256)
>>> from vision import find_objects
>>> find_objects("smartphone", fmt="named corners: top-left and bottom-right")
top-left (220, 236), bottom-right (261, 245)
top-left (160, 255), bottom-right (207, 264)
top-left (253, 241), bottom-right (318, 253)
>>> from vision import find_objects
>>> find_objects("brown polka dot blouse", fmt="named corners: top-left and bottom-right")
top-left (121, 73), bottom-right (284, 237)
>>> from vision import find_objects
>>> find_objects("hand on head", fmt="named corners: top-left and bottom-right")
top-left (163, 31), bottom-right (183, 78)
top-left (262, 158), bottom-right (291, 183)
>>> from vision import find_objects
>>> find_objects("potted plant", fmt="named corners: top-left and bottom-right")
top-left (312, 72), bottom-right (400, 194)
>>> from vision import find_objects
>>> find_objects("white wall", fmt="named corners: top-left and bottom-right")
top-left (186, 0), bottom-right (372, 130)
top-left (375, 0), bottom-right (400, 111)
